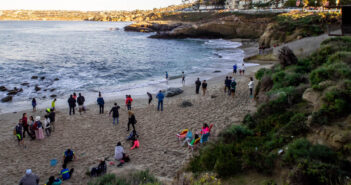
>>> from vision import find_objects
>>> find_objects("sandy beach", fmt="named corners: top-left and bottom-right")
top-left (0, 48), bottom-right (271, 184)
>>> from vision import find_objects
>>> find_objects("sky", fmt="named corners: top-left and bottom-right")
top-left (0, 0), bottom-right (183, 11)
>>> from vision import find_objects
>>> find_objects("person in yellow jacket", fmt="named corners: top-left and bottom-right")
top-left (51, 99), bottom-right (56, 111)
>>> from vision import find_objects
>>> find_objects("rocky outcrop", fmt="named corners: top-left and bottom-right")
top-left (149, 15), bottom-right (272, 39)
top-left (0, 86), bottom-right (7, 91)
top-left (180, 100), bottom-right (193, 107)
top-left (7, 87), bottom-right (23, 95)
top-left (1, 96), bottom-right (12, 102)
top-left (124, 22), bottom-right (182, 33)
top-left (164, 88), bottom-right (183, 97)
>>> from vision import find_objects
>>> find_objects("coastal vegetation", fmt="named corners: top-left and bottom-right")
top-left (88, 170), bottom-right (161, 185)
top-left (186, 36), bottom-right (351, 184)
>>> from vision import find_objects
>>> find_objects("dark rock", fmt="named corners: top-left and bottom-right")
top-left (0, 86), bottom-right (7, 91)
top-left (50, 88), bottom-right (56, 92)
top-left (180, 100), bottom-right (193, 107)
top-left (7, 88), bottom-right (23, 95)
top-left (164, 88), bottom-right (183, 97)
top-left (213, 70), bottom-right (221, 73)
top-left (1, 96), bottom-right (12, 102)
top-left (54, 78), bottom-right (59, 81)
top-left (31, 76), bottom-right (38, 79)
top-left (50, 94), bottom-right (57, 98)
top-left (40, 76), bottom-right (45, 80)
top-left (35, 85), bottom-right (41, 91)
top-left (211, 95), bottom-right (217, 99)
top-left (42, 96), bottom-right (46, 99)
top-left (21, 82), bottom-right (29, 86)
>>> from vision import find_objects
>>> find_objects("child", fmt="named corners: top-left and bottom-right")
top-left (130, 138), bottom-right (140, 150)
top-left (61, 164), bottom-right (74, 181)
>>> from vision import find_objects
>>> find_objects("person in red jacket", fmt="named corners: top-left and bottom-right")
top-left (125, 95), bottom-right (133, 110)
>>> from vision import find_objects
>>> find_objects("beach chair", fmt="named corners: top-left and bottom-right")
top-left (181, 131), bottom-right (193, 146)
top-left (176, 129), bottom-right (188, 141)
top-left (188, 138), bottom-right (201, 151)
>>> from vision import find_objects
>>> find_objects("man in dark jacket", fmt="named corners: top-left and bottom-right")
top-left (97, 94), bottom-right (104, 114)
top-left (77, 93), bottom-right (85, 115)
top-left (195, 78), bottom-right (201, 94)
top-left (109, 103), bottom-right (120, 125)
top-left (67, 95), bottom-right (76, 115)
top-left (48, 109), bottom-right (56, 131)
top-left (19, 169), bottom-right (39, 185)
top-left (225, 77), bottom-right (232, 96)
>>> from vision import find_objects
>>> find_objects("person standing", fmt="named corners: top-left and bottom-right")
top-left (125, 95), bottom-right (133, 110)
top-left (32, 98), bottom-right (37, 112)
top-left (226, 77), bottom-right (232, 96)
top-left (109, 103), bottom-right (120, 125)
top-left (224, 76), bottom-right (228, 93)
top-left (14, 120), bottom-right (24, 146)
top-left (67, 95), bottom-right (76, 115)
top-left (51, 99), bottom-right (56, 111)
top-left (202, 80), bottom-right (207, 96)
top-left (233, 64), bottom-right (237, 74)
top-left (19, 169), bottom-right (39, 185)
top-left (248, 77), bottom-right (254, 98)
top-left (182, 71), bottom-right (185, 85)
top-left (195, 78), bottom-right (201, 94)
top-left (97, 93), bottom-right (105, 114)
top-left (34, 116), bottom-right (44, 140)
top-left (72, 92), bottom-right (77, 100)
top-left (48, 108), bottom-right (56, 132)
top-left (165, 71), bottom-right (169, 81)
top-left (156, 90), bottom-right (164, 111)
top-left (22, 113), bottom-right (30, 138)
top-left (230, 78), bottom-right (237, 98)
top-left (127, 111), bottom-right (137, 131)
top-left (241, 63), bottom-right (246, 75)
top-left (147, 92), bottom-right (152, 105)
top-left (77, 93), bottom-right (85, 115)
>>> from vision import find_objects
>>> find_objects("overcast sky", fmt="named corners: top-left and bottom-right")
top-left (0, 0), bottom-right (183, 11)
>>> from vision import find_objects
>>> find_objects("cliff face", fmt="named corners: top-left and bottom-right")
top-left (125, 14), bottom-right (274, 39)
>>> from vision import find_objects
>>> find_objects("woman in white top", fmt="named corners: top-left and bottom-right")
top-left (114, 142), bottom-right (124, 160)
top-left (248, 77), bottom-right (254, 97)
top-left (241, 63), bottom-right (246, 75)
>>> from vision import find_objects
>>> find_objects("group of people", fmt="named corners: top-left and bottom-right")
top-left (178, 123), bottom-right (212, 148)
top-left (195, 78), bottom-right (208, 95)
top-left (233, 63), bottom-right (246, 75)
top-left (14, 109), bottom-right (56, 146)
top-left (67, 93), bottom-right (86, 115)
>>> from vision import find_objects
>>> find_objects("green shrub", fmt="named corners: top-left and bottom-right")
top-left (243, 114), bottom-right (257, 129)
top-left (309, 62), bottom-right (351, 85)
top-left (327, 51), bottom-right (351, 65)
top-left (311, 108), bottom-right (329, 125)
top-left (283, 138), bottom-right (311, 164)
top-left (220, 125), bottom-right (253, 143)
top-left (255, 68), bottom-right (271, 80)
top-left (88, 170), bottom-right (160, 185)
top-left (280, 113), bottom-right (309, 136)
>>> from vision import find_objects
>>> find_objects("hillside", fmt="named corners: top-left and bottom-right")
top-left (178, 36), bottom-right (351, 185)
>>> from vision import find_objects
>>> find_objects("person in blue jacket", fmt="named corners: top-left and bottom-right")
top-left (60, 164), bottom-right (74, 181)
top-left (97, 92), bottom-right (105, 114)
top-left (233, 63), bottom-right (237, 74)
top-left (156, 90), bottom-right (164, 111)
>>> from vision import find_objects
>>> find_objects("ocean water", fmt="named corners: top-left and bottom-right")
top-left (0, 21), bottom-right (247, 113)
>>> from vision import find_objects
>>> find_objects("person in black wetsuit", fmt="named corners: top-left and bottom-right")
top-left (195, 78), bottom-right (201, 94)
top-left (67, 95), bottom-right (76, 115)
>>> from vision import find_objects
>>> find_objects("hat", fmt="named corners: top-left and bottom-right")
top-left (26, 169), bottom-right (32, 175)
top-left (35, 116), bottom-right (40, 121)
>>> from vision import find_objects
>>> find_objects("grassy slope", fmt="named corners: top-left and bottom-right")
top-left (186, 36), bottom-right (351, 185)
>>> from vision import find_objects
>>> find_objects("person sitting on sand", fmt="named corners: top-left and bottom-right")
top-left (45, 176), bottom-right (61, 185)
top-left (188, 133), bottom-right (199, 146)
top-left (200, 123), bottom-right (210, 135)
top-left (125, 95), bottom-right (133, 110)
top-left (90, 158), bottom-right (107, 177)
top-left (130, 138), bottom-right (140, 150)
top-left (19, 169), bottom-right (39, 185)
top-left (182, 130), bottom-right (193, 146)
top-left (60, 164), bottom-right (74, 181)
top-left (109, 103), bottom-right (120, 125)
top-left (127, 111), bottom-right (137, 131)
top-left (33, 116), bottom-right (44, 140)
top-left (127, 130), bottom-right (139, 141)
top-left (14, 120), bottom-right (24, 146)
top-left (114, 142), bottom-right (130, 167)
top-left (63, 149), bottom-right (76, 166)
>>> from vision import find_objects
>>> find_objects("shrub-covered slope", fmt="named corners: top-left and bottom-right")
top-left (186, 36), bottom-right (351, 185)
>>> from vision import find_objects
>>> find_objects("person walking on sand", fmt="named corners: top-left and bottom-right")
top-left (77, 93), bottom-right (85, 115)
top-left (248, 77), bottom-right (254, 98)
top-left (156, 90), bottom-right (164, 111)
top-left (22, 113), bottom-right (30, 138)
top-left (48, 108), bottom-right (56, 132)
top-left (14, 120), bottom-right (24, 146)
top-left (182, 71), bottom-right (185, 85)
top-left (97, 93), bottom-right (105, 114)
top-left (224, 76), bottom-right (229, 93)
top-left (226, 77), bottom-right (232, 96)
top-left (241, 63), bottom-right (246, 75)
top-left (165, 71), bottom-right (169, 81)
top-left (127, 111), bottom-right (137, 131)
top-left (147, 92), bottom-right (152, 105)
top-left (19, 169), bottom-right (39, 185)
top-left (109, 103), bottom-right (120, 125)
top-left (230, 78), bottom-right (237, 98)
top-left (32, 98), bottom-right (37, 112)
top-left (233, 63), bottom-right (237, 74)
top-left (125, 95), bottom-right (133, 110)
top-left (67, 95), bottom-right (76, 115)
top-left (202, 80), bottom-right (207, 96)
top-left (51, 99), bottom-right (56, 111)
top-left (195, 78), bottom-right (201, 94)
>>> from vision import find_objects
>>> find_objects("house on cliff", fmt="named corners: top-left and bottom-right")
top-left (225, 0), bottom-right (287, 9)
